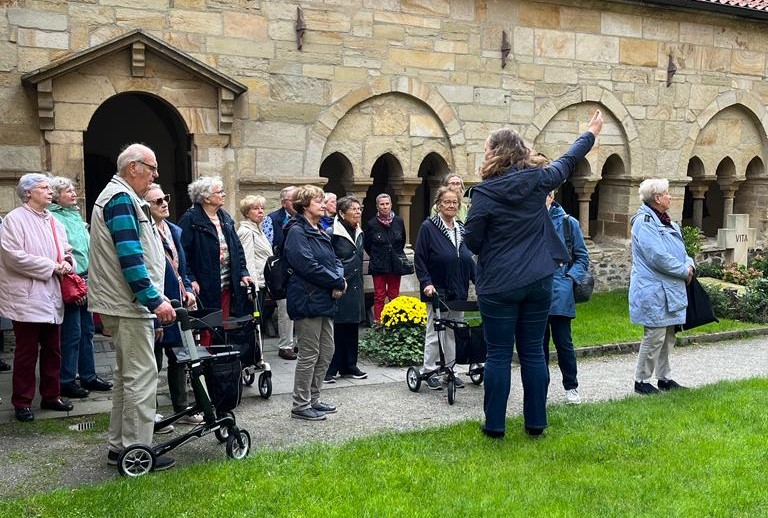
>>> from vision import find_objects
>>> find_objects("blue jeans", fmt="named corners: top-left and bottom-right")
top-left (543, 315), bottom-right (578, 390)
top-left (480, 275), bottom-right (552, 433)
top-left (60, 303), bottom-right (97, 385)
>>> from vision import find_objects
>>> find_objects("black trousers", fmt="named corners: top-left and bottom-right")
top-left (327, 323), bottom-right (359, 376)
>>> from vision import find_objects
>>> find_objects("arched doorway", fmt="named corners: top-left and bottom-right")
top-left (362, 153), bottom-right (403, 230)
top-left (413, 152), bottom-right (450, 239)
top-left (319, 152), bottom-right (353, 198)
top-left (83, 92), bottom-right (192, 221)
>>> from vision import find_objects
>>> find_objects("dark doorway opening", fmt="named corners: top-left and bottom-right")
top-left (362, 153), bottom-right (402, 230)
top-left (413, 153), bottom-right (449, 239)
top-left (83, 92), bottom-right (192, 221)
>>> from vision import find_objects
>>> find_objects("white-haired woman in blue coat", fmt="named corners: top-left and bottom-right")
top-left (629, 178), bottom-right (694, 395)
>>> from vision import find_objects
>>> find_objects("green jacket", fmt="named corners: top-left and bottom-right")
top-left (49, 203), bottom-right (90, 275)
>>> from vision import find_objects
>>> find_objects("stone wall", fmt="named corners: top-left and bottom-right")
top-left (1, 0), bottom-right (768, 247)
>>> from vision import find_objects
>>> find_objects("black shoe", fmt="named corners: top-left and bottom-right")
top-left (481, 425), bottom-right (504, 439)
top-left (41, 398), bottom-right (74, 411)
top-left (0, 358), bottom-right (11, 372)
top-left (323, 374), bottom-right (336, 384)
top-left (525, 426), bottom-right (544, 439)
top-left (657, 379), bottom-right (687, 391)
top-left (634, 381), bottom-right (660, 395)
top-left (290, 407), bottom-right (326, 421)
top-left (154, 455), bottom-right (176, 471)
top-left (341, 368), bottom-right (368, 379)
top-left (61, 382), bottom-right (90, 399)
top-left (15, 407), bottom-right (34, 422)
top-left (81, 376), bottom-right (113, 392)
top-left (312, 401), bottom-right (337, 414)
top-left (107, 450), bottom-right (119, 466)
top-left (279, 348), bottom-right (297, 360)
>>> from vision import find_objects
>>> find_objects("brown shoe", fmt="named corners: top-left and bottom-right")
top-left (278, 348), bottom-right (297, 360)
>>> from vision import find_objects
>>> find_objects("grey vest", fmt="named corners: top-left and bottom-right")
top-left (88, 175), bottom-right (165, 318)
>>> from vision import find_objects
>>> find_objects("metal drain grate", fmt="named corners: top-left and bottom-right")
top-left (68, 421), bottom-right (95, 432)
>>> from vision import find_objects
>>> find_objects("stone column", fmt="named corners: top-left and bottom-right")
top-left (570, 179), bottom-right (598, 239)
top-left (391, 178), bottom-right (421, 245)
top-left (717, 178), bottom-right (742, 228)
top-left (687, 181), bottom-right (710, 230)
top-left (342, 177), bottom-right (374, 201)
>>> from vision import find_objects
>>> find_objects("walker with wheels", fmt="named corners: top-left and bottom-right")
top-left (117, 301), bottom-right (251, 477)
top-left (405, 295), bottom-right (486, 405)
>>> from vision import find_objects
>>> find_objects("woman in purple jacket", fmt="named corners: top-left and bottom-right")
top-left (465, 110), bottom-right (602, 439)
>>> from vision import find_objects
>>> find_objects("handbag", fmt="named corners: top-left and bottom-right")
top-left (563, 215), bottom-right (594, 303)
top-left (680, 276), bottom-right (718, 331)
top-left (50, 218), bottom-right (87, 304)
top-left (396, 254), bottom-right (415, 275)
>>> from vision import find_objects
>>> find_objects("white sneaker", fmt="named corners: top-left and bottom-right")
top-left (154, 413), bottom-right (174, 434)
top-left (177, 413), bottom-right (204, 425)
top-left (565, 389), bottom-right (581, 405)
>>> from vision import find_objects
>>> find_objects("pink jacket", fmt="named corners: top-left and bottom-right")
top-left (0, 205), bottom-right (73, 324)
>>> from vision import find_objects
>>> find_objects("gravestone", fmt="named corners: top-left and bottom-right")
top-left (716, 214), bottom-right (756, 266)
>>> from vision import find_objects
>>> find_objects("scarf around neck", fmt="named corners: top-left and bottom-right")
top-left (377, 211), bottom-right (394, 227)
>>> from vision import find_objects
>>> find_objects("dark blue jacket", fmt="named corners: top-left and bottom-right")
top-left (548, 202), bottom-right (590, 318)
top-left (159, 221), bottom-right (193, 345)
top-left (268, 207), bottom-right (292, 253)
top-left (464, 131), bottom-right (595, 295)
top-left (414, 217), bottom-right (475, 302)
top-left (284, 215), bottom-right (345, 320)
top-left (177, 203), bottom-right (249, 314)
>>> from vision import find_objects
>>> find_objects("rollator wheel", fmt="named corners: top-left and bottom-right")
top-left (242, 370), bottom-right (256, 387)
top-left (214, 411), bottom-right (235, 443)
top-left (469, 363), bottom-right (484, 385)
top-left (117, 444), bottom-right (155, 477)
top-left (406, 367), bottom-right (421, 392)
top-left (258, 372), bottom-right (272, 399)
top-left (226, 429), bottom-right (251, 460)
top-left (447, 378), bottom-right (456, 405)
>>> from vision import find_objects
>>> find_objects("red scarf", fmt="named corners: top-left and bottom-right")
top-left (377, 212), bottom-right (394, 227)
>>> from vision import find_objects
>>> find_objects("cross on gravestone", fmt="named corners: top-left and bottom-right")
top-left (716, 214), bottom-right (756, 266)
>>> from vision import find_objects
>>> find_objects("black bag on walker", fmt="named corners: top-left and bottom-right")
top-left (453, 322), bottom-right (487, 365)
top-left (204, 352), bottom-right (243, 412)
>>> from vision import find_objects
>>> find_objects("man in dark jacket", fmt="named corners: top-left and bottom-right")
top-left (268, 186), bottom-right (298, 360)
top-left (363, 194), bottom-right (407, 324)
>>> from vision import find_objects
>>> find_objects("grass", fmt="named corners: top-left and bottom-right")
top-left (1, 378), bottom-right (766, 517)
top-left (570, 288), bottom-right (764, 346)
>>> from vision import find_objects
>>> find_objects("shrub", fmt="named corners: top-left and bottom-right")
top-left (749, 254), bottom-right (768, 278)
top-left (721, 263), bottom-right (763, 285)
top-left (682, 225), bottom-right (702, 259)
top-left (696, 262), bottom-right (723, 279)
top-left (704, 280), bottom-right (768, 323)
top-left (360, 296), bottom-right (426, 366)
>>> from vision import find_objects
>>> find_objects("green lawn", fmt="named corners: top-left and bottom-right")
top-left (3, 378), bottom-right (766, 517)
top-left (571, 288), bottom-right (764, 346)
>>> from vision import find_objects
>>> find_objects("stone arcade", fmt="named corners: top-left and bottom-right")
top-left (2, 0), bottom-right (768, 288)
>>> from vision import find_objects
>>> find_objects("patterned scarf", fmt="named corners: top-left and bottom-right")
top-left (377, 211), bottom-right (394, 227)
top-left (650, 206), bottom-right (672, 227)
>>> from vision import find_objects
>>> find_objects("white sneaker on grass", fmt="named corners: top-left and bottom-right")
top-left (565, 388), bottom-right (581, 405)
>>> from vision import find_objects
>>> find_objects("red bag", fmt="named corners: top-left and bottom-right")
top-left (60, 272), bottom-right (87, 304)
top-left (50, 218), bottom-right (87, 304)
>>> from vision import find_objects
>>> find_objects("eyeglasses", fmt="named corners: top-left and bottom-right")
top-left (441, 200), bottom-right (459, 206)
top-left (137, 160), bottom-right (158, 173)
top-left (149, 194), bottom-right (170, 206)
top-left (212, 190), bottom-right (226, 196)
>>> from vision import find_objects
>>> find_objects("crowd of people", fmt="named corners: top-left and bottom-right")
top-left (0, 108), bottom-right (703, 469)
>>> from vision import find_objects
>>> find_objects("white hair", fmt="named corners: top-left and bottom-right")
top-left (116, 143), bottom-right (154, 175)
top-left (638, 178), bottom-right (669, 204)
top-left (188, 176), bottom-right (223, 204)
top-left (49, 176), bottom-right (75, 203)
top-left (16, 173), bottom-right (51, 202)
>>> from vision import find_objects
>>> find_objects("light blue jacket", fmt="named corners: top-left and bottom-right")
top-left (548, 202), bottom-right (590, 318)
top-left (629, 204), bottom-right (694, 327)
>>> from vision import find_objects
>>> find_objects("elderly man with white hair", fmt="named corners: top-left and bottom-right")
top-left (89, 143), bottom-right (176, 471)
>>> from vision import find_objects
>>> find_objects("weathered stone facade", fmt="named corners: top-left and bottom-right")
top-left (2, 0), bottom-right (768, 288)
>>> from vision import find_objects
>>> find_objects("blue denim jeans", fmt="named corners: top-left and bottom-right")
top-left (543, 315), bottom-right (579, 390)
top-left (480, 275), bottom-right (553, 434)
top-left (60, 302), bottom-right (97, 385)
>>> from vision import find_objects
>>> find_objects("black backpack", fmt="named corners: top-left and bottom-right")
top-left (263, 248), bottom-right (293, 300)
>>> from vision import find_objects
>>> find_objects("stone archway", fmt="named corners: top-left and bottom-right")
top-left (84, 92), bottom-right (191, 221)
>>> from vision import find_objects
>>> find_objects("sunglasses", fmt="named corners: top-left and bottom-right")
top-left (149, 194), bottom-right (170, 206)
